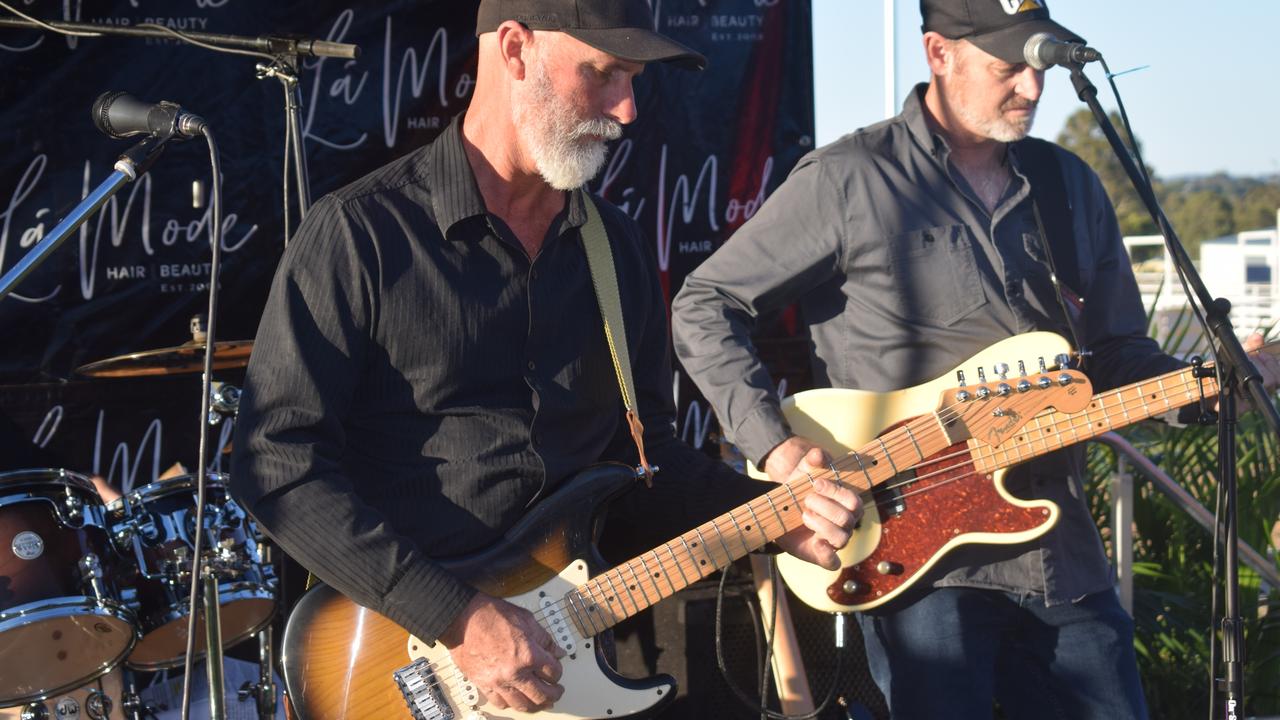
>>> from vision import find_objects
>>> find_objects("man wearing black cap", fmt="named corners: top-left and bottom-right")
top-left (671, 1), bottom-right (1255, 718)
top-left (232, 0), bottom-right (860, 715)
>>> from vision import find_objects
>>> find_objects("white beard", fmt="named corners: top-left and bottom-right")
top-left (513, 54), bottom-right (623, 190)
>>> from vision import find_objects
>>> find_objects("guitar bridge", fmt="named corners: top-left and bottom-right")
top-left (395, 657), bottom-right (455, 720)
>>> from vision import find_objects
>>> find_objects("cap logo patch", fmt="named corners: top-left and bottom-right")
top-left (997, 0), bottom-right (1043, 15)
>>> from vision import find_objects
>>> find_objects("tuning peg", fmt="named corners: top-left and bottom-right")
top-left (956, 370), bottom-right (967, 387)
top-left (1054, 353), bottom-right (1072, 370)
top-left (1017, 379), bottom-right (1032, 393)
top-left (1018, 360), bottom-right (1027, 376)
top-left (994, 362), bottom-right (1010, 380)
top-left (977, 367), bottom-right (987, 383)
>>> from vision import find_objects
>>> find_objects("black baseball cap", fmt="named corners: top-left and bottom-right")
top-left (476, 0), bottom-right (707, 71)
top-left (921, 0), bottom-right (1083, 65)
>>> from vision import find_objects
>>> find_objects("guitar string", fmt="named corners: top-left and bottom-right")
top-left (384, 377), bottom-right (1022, 703)
top-left (399, 367), bottom-right (1207, 705)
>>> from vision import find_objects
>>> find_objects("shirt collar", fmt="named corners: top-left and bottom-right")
top-left (902, 82), bottom-right (950, 161)
top-left (427, 113), bottom-right (591, 241)
top-left (427, 113), bottom-right (489, 239)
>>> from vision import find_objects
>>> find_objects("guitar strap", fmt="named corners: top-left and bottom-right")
top-left (1014, 137), bottom-right (1088, 364)
top-left (580, 192), bottom-right (656, 487)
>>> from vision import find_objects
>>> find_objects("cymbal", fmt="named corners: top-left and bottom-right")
top-left (76, 340), bottom-right (253, 378)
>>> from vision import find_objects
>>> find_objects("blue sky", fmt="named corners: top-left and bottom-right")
top-left (813, 0), bottom-right (1280, 178)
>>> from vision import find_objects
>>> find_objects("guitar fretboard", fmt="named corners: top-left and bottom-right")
top-left (558, 412), bottom-right (954, 638)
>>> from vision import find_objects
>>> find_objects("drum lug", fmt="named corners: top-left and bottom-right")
top-left (19, 702), bottom-right (49, 720)
top-left (62, 492), bottom-right (84, 526)
top-left (79, 553), bottom-right (108, 600)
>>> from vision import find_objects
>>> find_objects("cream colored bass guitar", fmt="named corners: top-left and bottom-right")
top-left (760, 331), bottom-right (1247, 613)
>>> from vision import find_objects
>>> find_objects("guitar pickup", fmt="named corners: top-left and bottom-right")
top-left (872, 476), bottom-right (908, 518)
top-left (395, 657), bottom-right (457, 720)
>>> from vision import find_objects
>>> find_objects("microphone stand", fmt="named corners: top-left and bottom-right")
top-left (1066, 63), bottom-right (1280, 719)
top-left (0, 133), bottom-right (170, 301)
top-left (2, 14), bottom-right (354, 717)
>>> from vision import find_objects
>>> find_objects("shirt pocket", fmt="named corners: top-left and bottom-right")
top-left (885, 224), bottom-right (987, 326)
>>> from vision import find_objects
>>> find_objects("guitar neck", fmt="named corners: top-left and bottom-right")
top-left (971, 363), bottom-right (1216, 472)
top-left (563, 414), bottom-right (953, 636)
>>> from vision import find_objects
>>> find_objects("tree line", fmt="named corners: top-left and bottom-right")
top-left (1055, 109), bottom-right (1280, 257)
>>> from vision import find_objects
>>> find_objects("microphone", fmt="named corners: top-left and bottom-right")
top-left (1023, 32), bottom-right (1102, 71)
top-left (91, 91), bottom-right (207, 140)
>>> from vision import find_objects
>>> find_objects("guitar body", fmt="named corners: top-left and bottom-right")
top-left (281, 464), bottom-right (675, 720)
top-left (759, 332), bottom-right (1073, 613)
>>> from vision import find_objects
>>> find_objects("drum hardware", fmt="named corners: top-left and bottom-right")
top-left (104, 475), bottom-right (276, 673)
top-left (208, 382), bottom-right (241, 425)
top-left (0, 470), bottom-right (139, 706)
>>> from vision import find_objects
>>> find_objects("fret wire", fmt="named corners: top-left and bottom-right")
top-left (725, 511), bottom-right (753, 556)
top-left (637, 553), bottom-right (673, 599)
top-left (708, 516), bottom-right (738, 564)
top-left (665, 541), bottom-right (692, 587)
top-left (564, 590), bottom-right (596, 637)
top-left (693, 527), bottom-right (721, 569)
top-left (625, 560), bottom-right (656, 608)
top-left (743, 501), bottom-right (769, 548)
top-left (603, 570), bottom-right (639, 617)
top-left (877, 437), bottom-right (899, 475)
top-left (762, 491), bottom-right (787, 529)
top-left (903, 424), bottom-right (926, 463)
top-left (850, 452), bottom-right (873, 486)
top-left (583, 581), bottom-right (618, 628)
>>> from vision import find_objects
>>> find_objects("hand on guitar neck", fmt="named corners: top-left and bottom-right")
top-left (437, 592), bottom-right (567, 713)
top-left (763, 439), bottom-right (863, 571)
top-left (1235, 332), bottom-right (1280, 405)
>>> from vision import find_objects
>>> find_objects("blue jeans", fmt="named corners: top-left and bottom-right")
top-left (856, 587), bottom-right (1148, 719)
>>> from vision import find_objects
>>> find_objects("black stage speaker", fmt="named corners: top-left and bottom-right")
top-left (612, 569), bottom-right (888, 720)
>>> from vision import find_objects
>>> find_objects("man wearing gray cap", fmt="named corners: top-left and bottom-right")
top-left (232, 0), bottom-right (860, 715)
top-left (671, 0), bottom-right (1246, 717)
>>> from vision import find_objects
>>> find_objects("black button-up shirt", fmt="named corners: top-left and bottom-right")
top-left (232, 115), bottom-right (766, 643)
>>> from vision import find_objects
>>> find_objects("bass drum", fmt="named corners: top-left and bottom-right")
top-left (0, 469), bottom-right (137, 706)
top-left (108, 473), bottom-right (275, 670)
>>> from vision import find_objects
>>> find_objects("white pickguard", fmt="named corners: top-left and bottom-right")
top-left (404, 560), bottom-right (671, 720)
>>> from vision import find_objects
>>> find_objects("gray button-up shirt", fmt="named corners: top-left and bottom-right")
top-left (672, 84), bottom-right (1183, 605)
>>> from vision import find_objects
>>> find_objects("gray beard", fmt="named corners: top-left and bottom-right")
top-left (514, 59), bottom-right (623, 190)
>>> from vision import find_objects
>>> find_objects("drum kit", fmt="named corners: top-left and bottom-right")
top-left (0, 333), bottom-right (278, 719)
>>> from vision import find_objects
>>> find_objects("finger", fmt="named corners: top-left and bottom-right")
top-left (812, 476), bottom-right (863, 514)
top-left (797, 534), bottom-right (840, 570)
top-left (510, 675), bottom-right (562, 710)
top-left (532, 644), bottom-right (565, 683)
top-left (802, 509), bottom-right (853, 550)
top-left (801, 446), bottom-right (833, 469)
top-left (805, 489), bottom-right (860, 532)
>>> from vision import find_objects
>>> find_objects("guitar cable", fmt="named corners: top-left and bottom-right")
top-left (713, 561), bottom-right (847, 720)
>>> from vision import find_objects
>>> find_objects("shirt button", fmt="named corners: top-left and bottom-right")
top-left (527, 360), bottom-right (536, 371)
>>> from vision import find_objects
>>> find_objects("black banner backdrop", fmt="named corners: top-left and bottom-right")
top-left (0, 0), bottom-right (814, 491)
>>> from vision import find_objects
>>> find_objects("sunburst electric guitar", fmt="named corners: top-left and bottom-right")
top-left (764, 331), bottom-right (1269, 614)
top-left (279, 362), bottom-right (1087, 719)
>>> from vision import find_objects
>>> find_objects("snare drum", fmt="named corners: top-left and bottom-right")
top-left (108, 474), bottom-right (275, 670)
top-left (0, 469), bottom-right (137, 705)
